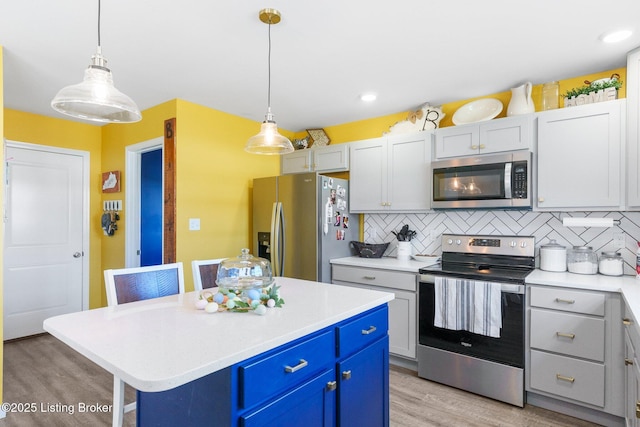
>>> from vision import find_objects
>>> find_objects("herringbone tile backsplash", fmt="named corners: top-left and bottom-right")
top-left (364, 211), bottom-right (640, 276)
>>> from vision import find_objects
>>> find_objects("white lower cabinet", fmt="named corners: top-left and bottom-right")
top-left (526, 285), bottom-right (624, 420)
top-left (624, 303), bottom-right (640, 426)
top-left (332, 264), bottom-right (416, 360)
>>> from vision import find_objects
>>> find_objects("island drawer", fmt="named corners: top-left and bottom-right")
top-left (529, 349), bottom-right (604, 408)
top-left (337, 305), bottom-right (389, 358)
top-left (529, 286), bottom-right (605, 316)
top-left (530, 308), bottom-right (604, 361)
top-left (332, 265), bottom-right (416, 292)
top-left (238, 329), bottom-right (335, 409)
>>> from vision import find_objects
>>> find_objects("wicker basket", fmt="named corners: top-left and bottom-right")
top-left (350, 241), bottom-right (389, 258)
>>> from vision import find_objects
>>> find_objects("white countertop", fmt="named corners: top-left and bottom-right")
top-left (330, 255), bottom-right (432, 273)
top-left (43, 277), bottom-right (394, 393)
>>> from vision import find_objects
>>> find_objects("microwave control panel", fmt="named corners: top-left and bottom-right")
top-left (512, 161), bottom-right (528, 199)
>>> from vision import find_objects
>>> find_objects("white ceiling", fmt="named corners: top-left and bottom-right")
top-left (2, 0), bottom-right (640, 131)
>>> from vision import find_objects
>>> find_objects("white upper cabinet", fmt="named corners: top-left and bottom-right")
top-left (434, 115), bottom-right (533, 159)
top-left (281, 144), bottom-right (349, 174)
top-left (536, 99), bottom-right (625, 211)
top-left (627, 46), bottom-right (640, 208)
top-left (350, 132), bottom-right (432, 212)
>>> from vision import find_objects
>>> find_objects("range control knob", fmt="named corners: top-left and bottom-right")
top-left (455, 239), bottom-right (462, 245)
top-left (510, 240), bottom-right (517, 248)
top-left (447, 239), bottom-right (453, 245)
top-left (520, 241), bottom-right (527, 248)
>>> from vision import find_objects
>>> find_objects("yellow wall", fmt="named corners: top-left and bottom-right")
top-left (102, 99), bottom-right (281, 293)
top-left (3, 109), bottom-right (104, 309)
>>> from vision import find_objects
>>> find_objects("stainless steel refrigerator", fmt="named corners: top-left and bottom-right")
top-left (253, 173), bottom-right (359, 283)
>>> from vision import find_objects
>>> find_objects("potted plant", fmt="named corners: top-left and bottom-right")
top-left (564, 74), bottom-right (622, 107)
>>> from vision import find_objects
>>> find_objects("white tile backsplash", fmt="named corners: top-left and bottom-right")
top-left (364, 211), bottom-right (640, 276)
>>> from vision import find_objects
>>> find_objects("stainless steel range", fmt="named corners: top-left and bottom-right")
top-left (417, 234), bottom-right (535, 407)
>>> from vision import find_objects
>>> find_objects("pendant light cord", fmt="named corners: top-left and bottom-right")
top-left (97, 0), bottom-right (101, 48)
top-left (267, 18), bottom-right (272, 112)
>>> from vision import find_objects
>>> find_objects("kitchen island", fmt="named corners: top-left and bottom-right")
top-left (43, 277), bottom-right (394, 426)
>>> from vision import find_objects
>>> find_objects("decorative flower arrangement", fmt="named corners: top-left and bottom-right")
top-left (195, 284), bottom-right (284, 315)
top-left (564, 74), bottom-right (622, 107)
top-left (392, 224), bottom-right (417, 241)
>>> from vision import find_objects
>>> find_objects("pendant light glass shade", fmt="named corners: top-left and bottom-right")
top-left (245, 111), bottom-right (293, 155)
top-left (51, 49), bottom-right (141, 123)
top-left (245, 8), bottom-right (294, 155)
top-left (51, 0), bottom-right (141, 123)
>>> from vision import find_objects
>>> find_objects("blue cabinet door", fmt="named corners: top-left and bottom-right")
top-left (337, 336), bottom-right (389, 427)
top-left (241, 368), bottom-right (336, 427)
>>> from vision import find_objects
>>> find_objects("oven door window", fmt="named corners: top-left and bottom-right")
top-left (418, 282), bottom-right (524, 368)
top-left (433, 163), bottom-right (506, 201)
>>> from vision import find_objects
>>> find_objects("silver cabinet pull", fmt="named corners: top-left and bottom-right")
top-left (626, 358), bottom-right (634, 366)
top-left (73, 252), bottom-right (82, 258)
top-left (556, 332), bottom-right (576, 339)
top-left (326, 381), bottom-right (337, 391)
top-left (361, 326), bottom-right (377, 335)
top-left (342, 370), bottom-right (352, 380)
top-left (555, 298), bottom-right (575, 304)
top-left (363, 276), bottom-right (376, 280)
top-left (556, 374), bottom-right (575, 383)
top-left (284, 359), bottom-right (308, 373)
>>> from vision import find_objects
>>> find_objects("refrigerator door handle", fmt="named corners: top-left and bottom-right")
top-left (271, 202), bottom-right (284, 276)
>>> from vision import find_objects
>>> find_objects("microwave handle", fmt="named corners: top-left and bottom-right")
top-left (504, 162), bottom-right (512, 199)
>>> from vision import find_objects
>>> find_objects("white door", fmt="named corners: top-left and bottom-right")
top-left (4, 142), bottom-right (87, 340)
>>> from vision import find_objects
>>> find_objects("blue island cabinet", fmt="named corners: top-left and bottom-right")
top-left (137, 305), bottom-right (389, 427)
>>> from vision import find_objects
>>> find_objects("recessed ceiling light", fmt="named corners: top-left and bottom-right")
top-left (360, 93), bottom-right (377, 102)
top-left (601, 29), bottom-right (632, 43)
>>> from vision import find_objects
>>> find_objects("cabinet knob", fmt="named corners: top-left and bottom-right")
top-left (342, 370), bottom-right (352, 380)
top-left (636, 401), bottom-right (640, 418)
top-left (626, 358), bottom-right (634, 366)
top-left (479, 144), bottom-right (486, 149)
top-left (471, 145), bottom-right (478, 150)
top-left (538, 197), bottom-right (545, 203)
top-left (624, 318), bottom-right (634, 326)
top-left (326, 381), bottom-right (337, 392)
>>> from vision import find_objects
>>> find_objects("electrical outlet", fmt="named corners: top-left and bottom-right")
top-left (613, 232), bottom-right (625, 249)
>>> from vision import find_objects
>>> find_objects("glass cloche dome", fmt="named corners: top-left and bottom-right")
top-left (216, 248), bottom-right (274, 292)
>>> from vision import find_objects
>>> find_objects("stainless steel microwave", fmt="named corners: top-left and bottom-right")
top-left (431, 151), bottom-right (532, 209)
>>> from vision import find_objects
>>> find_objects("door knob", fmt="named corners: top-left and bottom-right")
top-left (73, 252), bottom-right (82, 258)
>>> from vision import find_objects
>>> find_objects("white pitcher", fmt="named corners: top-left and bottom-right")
top-left (507, 82), bottom-right (534, 116)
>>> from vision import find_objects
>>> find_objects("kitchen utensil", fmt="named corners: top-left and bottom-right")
top-left (452, 98), bottom-right (503, 125)
top-left (507, 82), bottom-right (534, 116)
top-left (539, 239), bottom-right (566, 272)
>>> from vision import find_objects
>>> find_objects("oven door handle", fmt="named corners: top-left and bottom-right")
top-left (420, 275), bottom-right (525, 295)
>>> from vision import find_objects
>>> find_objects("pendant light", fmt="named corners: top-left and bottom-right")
top-left (51, 0), bottom-right (141, 123)
top-left (245, 8), bottom-right (294, 155)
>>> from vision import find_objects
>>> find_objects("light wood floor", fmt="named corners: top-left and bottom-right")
top-left (0, 334), bottom-right (598, 426)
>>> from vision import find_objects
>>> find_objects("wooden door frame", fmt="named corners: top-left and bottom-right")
top-left (4, 140), bottom-right (90, 310)
top-left (124, 118), bottom-right (177, 267)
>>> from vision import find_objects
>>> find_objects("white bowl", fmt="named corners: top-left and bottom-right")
top-left (452, 98), bottom-right (503, 125)
top-left (411, 254), bottom-right (440, 265)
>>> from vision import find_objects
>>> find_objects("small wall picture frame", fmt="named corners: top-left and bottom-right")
top-left (306, 128), bottom-right (330, 147)
top-left (102, 170), bottom-right (121, 193)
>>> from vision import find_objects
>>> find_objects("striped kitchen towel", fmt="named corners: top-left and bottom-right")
top-left (433, 277), bottom-right (502, 338)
